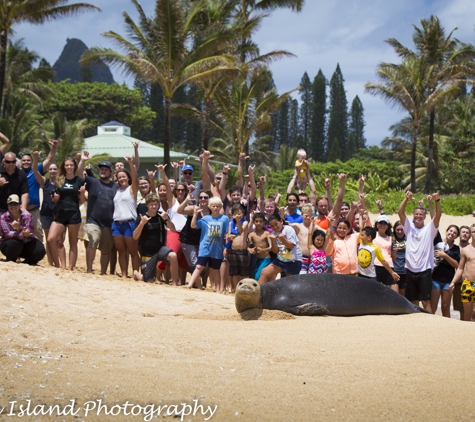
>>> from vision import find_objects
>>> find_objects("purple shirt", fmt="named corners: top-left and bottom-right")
top-left (0, 209), bottom-right (38, 243)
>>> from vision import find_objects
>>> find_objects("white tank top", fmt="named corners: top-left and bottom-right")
top-left (168, 200), bottom-right (187, 232)
top-left (113, 186), bottom-right (137, 221)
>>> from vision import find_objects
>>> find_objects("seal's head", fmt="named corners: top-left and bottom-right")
top-left (235, 278), bottom-right (262, 313)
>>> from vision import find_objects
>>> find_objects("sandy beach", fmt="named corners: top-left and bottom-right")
top-left (1, 213), bottom-right (475, 421)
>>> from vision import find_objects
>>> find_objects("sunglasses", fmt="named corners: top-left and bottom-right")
top-left (199, 196), bottom-right (209, 199)
top-left (183, 171), bottom-right (193, 175)
top-left (215, 177), bottom-right (222, 181)
top-left (4, 160), bottom-right (16, 164)
top-left (176, 188), bottom-right (186, 191)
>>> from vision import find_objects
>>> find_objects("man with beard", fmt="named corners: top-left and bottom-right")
top-left (80, 155), bottom-right (119, 274)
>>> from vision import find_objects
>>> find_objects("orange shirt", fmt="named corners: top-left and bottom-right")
top-left (314, 215), bottom-right (328, 230)
top-left (332, 232), bottom-right (360, 275)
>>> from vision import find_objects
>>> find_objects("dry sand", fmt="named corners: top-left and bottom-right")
top-left (1, 213), bottom-right (475, 421)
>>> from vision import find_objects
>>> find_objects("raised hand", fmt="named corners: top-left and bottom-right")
top-left (147, 169), bottom-right (157, 179)
top-left (140, 213), bottom-right (151, 224)
top-left (155, 163), bottom-right (166, 173)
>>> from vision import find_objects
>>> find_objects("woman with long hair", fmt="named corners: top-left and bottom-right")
top-left (47, 156), bottom-right (85, 270)
top-left (32, 151), bottom-right (66, 267)
top-left (155, 164), bottom-right (189, 285)
top-left (111, 156), bottom-right (140, 278)
top-left (432, 225), bottom-right (460, 317)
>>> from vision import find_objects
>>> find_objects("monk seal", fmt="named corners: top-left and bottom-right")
top-left (235, 274), bottom-right (429, 316)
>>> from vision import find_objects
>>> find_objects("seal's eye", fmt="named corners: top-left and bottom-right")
top-left (252, 283), bottom-right (258, 287)
top-left (238, 281), bottom-right (242, 286)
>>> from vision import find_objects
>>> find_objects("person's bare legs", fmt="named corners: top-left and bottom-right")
top-left (100, 253), bottom-right (110, 275)
top-left (186, 265), bottom-right (205, 289)
top-left (463, 302), bottom-right (474, 322)
top-left (431, 289), bottom-right (441, 315)
top-left (440, 290), bottom-right (452, 318)
top-left (211, 268), bottom-right (222, 292)
top-left (390, 284), bottom-right (399, 293)
top-left (168, 252), bottom-right (179, 286)
top-left (219, 260), bottom-right (228, 291)
top-left (110, 244), bottom-right (117, 275)
top-left (258, 264), bottom-right (281, 284)
top-left (178, 268), bottom-right (187, 286)
top-left (47, 222), bottom-right (66, 268)
top-left (66, 223), bottom-right (80, 270)
top-left (86, 246), bottom-right (97, 273)
top-left (124, 237), bottom-right (141, 274)
top-left (113, 236), bottom-right (128, 278)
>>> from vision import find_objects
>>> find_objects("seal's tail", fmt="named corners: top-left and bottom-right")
top-left (413, 305), bottom-right (431, 314)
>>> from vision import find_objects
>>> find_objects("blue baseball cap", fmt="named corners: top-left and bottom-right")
top-left (181, 164), bottom-right (194, 172)
top-left (98, 161), bottom-right (112, 169)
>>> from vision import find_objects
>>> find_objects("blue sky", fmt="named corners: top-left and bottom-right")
top-left (16, 0), bottom-right (475, 147)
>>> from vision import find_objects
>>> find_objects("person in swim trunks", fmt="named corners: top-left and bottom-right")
top-left (450, 224), bottom-right (475, 322)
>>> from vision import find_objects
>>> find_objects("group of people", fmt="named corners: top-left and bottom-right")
top-left (1, 138), bottom-right (474, 321)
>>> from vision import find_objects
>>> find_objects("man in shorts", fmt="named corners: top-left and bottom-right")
top-left (450, 224), bottom-right (475, 322)
top-left (84, 161), bottom-right (119, 274)
top-left (398, 190), bottom-right (441, 312)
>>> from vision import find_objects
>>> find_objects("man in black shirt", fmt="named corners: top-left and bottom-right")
top-left (84, 161), bottom-right (119, 274)
top-left (0, 152), bottom-right (29, 215)
top-left (132, 193), bottom-right (178, 283)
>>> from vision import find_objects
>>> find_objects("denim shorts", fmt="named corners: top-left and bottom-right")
top-left (111, 220), bottom-right (135, 238)
top-left (432, 279), bottom-right (451, 291)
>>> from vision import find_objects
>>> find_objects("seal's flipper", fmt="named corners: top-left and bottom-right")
top-left (413, 305), bottom-right (431, 314)
top-left (292, 303), bottom-right (329, 316)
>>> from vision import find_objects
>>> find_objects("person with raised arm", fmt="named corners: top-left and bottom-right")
top-left (186, 197), bottom-right (229, 291)
top-left (19, 140), bottom-right (59, 242)
top-left (111, 156), bottom-right (140, 278)
top-left (47, 156), bottom-right (85, 270)
top-left (398, 190), bottom-right (441, 312)
top-left (78, 151), bottom-right (119, 275)
top-left (32, 151), bottom-right (65, 267)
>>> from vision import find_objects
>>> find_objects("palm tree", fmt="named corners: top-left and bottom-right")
top-left (210, 66), bottom-right (294, 161)
top-left (83, 0), bottom-right (236, 173)
top-left (366, 56), bottom-right (431, 192)
top-left (0, 0), bottom-right (100, 113)
top-left (2, 39), bottom-right (54, 115)
top-left (386, 15), bottom-right (475, 192)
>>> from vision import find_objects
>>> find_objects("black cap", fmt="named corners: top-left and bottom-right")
top-left (98, 161), bottom-right (112, 170)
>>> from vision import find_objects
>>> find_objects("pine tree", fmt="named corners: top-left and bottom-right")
top-left (327, 64), bottom-right (348, 161)
top-left (310, 69), bottom-right (326, 161)
top-left (326, 137), bottom-right (341, 162)
top-left (298, 72), bottom-right (312, 150)
top-left (288, 98), bottom-right (300, 146)
top-left (348, 95), bottom-right (366, 153)
top-left (278, 98), bottom-right (290, 146)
